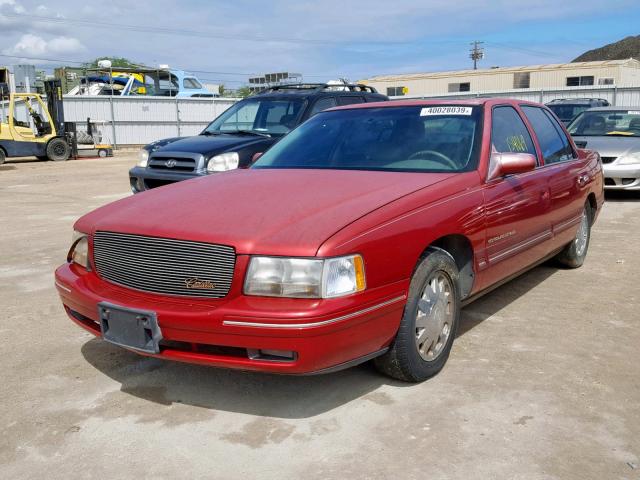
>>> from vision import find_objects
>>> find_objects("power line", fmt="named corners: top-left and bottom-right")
top-left (485, 42), bottom-right (558, 58)
top-left (1, 12), bottom-right (412, 48)
top-left (0, 53), bottom-right (85, 64)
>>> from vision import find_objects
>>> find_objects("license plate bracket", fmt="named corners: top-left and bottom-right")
top-left (98, 302), bottom-right (162, 354)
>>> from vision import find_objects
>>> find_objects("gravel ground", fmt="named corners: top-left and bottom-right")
top-left (0, 154), bottom-right (638, 480)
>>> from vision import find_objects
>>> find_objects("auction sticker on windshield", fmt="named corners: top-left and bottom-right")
top-left (421, 106), bottom-right (473, 116)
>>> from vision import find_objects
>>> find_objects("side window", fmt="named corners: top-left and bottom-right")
top-left (336, 96), bottom-right (365, 106)
top-left (521, 106), bottom-right (573, 165)
top-left (491, 106), bottom-right (537, 158)
top-left (184, 78), bottom-right (203, 89)
top-left (309, 97), bottom-right (337, 117)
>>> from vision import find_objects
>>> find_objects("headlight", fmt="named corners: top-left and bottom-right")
top-left (244, 254), bottom-right (366, 298)
top-left (207, 152), bottom-right (239, 172)
top-left (138, 149), bottom-right (149, 167)
top-left (617, 152), bottom-right (640, 165)
top-left (67, 231), bottom-right (90, 269)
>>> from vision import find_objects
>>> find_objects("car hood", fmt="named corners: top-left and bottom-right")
top-left (76, 169), bottom-right (455, 256)
top-left (572, 135), bottom-right (640, 157)
top-left (151, 134), bottom-right (270, 156)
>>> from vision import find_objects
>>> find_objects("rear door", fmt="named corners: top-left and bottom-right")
top-left (336, 96), bottom-right (366, 106)
top-left (303, 97), bottom-right (337, 120)
top-left (520, 105), bottom-right (585, 248)
top-left (482, 105), bottom-right (552, 283)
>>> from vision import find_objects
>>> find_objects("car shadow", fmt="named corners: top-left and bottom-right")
top-left (0, 164), bottom-right (17, 171)
top-left (81, 339), bottom-right (410, 419)
top-left (80, 263), bottom-right (558, 419)
top-left (457, 263), bottom-right (557, 336)
top-left (604, 190), bottom-right (640, 202)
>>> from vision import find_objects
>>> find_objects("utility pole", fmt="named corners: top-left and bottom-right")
top-left (470, 41), bottom-right (485, 70)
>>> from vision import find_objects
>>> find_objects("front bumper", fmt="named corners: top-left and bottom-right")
top-left (55, 263), bottom-right (407, 374)
top-left (603, 164), bottom-right (640, 190)
top-left (129, 166), bottom-right (205, 193)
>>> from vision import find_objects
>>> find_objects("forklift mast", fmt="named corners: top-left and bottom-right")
top-left (44, 79), bottom-right (65, 136)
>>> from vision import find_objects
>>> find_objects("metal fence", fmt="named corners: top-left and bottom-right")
top-left (62, 96), bottom-right (239, 147)
top-left (8, 84), bottom-right (639, 147)
top-left (394, 84), bottom-right (640, 107)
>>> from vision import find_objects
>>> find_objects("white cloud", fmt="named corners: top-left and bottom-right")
top-left (3, 34), bottom-right (86, 62)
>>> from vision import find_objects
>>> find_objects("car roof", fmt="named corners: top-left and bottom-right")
top-left (547, 98), bottom-right (608, 105)
top-left (328, 97), bottom-right (544, 111)
top-left (250, 83), bottom-right (385, 100)
top-left (583, 106), bottom-right (640, 111)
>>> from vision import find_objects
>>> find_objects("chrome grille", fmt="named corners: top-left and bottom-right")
top-left (93, 231), bottom-right (235, 298)
top-left (148, 157), bottom-right (196, 172)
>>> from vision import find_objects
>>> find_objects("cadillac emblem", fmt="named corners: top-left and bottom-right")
top-left (185, 278), bottom-right (216, 290)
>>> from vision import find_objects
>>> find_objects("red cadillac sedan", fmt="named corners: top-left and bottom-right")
top-left (55, 99), bottom-right (603, 382)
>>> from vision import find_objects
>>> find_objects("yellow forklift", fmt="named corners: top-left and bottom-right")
top-left (0, 79), bottom-right (71, 165)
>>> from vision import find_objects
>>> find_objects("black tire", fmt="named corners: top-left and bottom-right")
top-left (75, 131), bottom-right (94, 145)
top-left (0, 149), bottom-right (5, 165)
top-left (46, 138), bottom-right (70, 161)
top-left (374, 247), bottom-right (461, 382)
top-left (556, 204), bottom-right (591, 268)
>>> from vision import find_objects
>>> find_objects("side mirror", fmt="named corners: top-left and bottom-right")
top-left (251, 152), bottom-right (263, 163)
top-left (488, 152), bottom-right (536, 181)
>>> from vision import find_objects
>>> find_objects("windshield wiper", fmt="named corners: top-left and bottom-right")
top-left (225, 129), bottom-right (271, 138)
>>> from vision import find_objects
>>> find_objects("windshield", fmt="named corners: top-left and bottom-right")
top-left (204, 98), bottom-right (305, 136)
top-left (568, 110), bottom-right (640, 137)
top-left (252, 105), bottom-right (482, 173)
top-left (548, 104), bottom-right (589, 122)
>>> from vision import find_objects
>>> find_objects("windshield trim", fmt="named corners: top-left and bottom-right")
top-left (568, 109), bottom-right (640, 137)
top-left (202, 97), bottom-right (307, 136)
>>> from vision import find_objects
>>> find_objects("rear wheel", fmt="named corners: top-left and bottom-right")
top-left (46, 138), bottom-right (70, 161)
top-left (0, 149), bottom-right (5, 165)
top-left (556, 204), bottom-right (591, 268)
top-left (374, 248), bottom-right (460, 382)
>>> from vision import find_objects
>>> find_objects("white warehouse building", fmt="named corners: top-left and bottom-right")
top-left (360, 59), bottom-right (640, 98)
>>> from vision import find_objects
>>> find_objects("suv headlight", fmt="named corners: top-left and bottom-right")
top-left (244, 255), bottom-right (366, 298)
top-left (138, 148), bottom-right (149, 167)
top-left (207, 152), bottom-right (239, 172)
top-left (67, 231), bottom-right (90, 269)
top-left (617, 152), bottom-right (640, 165)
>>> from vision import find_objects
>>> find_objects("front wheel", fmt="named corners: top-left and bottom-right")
top-left (46, 138), bottom-right (71, 162)
top-left (556, 204), bottom-right (591, 268)
top-left (374, 248), bottom-right (460, 382)
top-left (0, 149), bottom-right (5, 165)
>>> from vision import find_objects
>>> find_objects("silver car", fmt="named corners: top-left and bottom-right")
top-left (568, 107), bottom-right (640, 190)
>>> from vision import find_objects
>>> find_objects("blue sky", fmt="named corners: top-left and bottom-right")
top-left (1, 0), bottom-right (639, 86)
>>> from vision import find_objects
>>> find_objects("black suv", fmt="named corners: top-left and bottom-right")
top-left (129, 83), bottom-right (387, 192)
top-left (546, 98), bottom-right (610, 126)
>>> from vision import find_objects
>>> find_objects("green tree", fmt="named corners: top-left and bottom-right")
top-left (83, 57), bottom-right (141, 69)
top-left (236, 86), bottom-right (252, 98)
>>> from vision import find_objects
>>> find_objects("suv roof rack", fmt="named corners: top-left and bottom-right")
top-left (547, 98), bottom-right (608, 103)
top-left (259, 83), bottom-right (378, 94)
